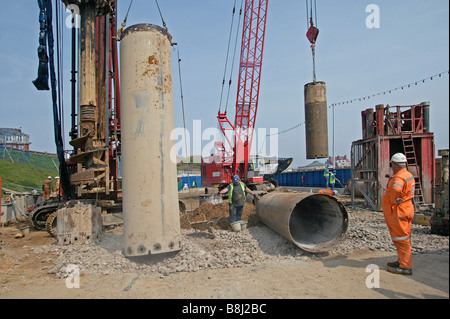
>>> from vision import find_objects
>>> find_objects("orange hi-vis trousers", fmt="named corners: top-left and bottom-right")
top-left (382, 168), bottom-right (415, 270)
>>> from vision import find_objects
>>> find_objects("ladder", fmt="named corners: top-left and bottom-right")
top-left (401, 133), bottom-right (424, 207)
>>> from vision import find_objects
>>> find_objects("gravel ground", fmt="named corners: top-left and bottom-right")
top-left (31, 206), bottom-right (448, 279)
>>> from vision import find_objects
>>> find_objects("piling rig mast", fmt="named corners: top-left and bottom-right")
top-left (67, 0), bottom-right (122, 201)
top-left (30, 0), bottom-right (122, 232)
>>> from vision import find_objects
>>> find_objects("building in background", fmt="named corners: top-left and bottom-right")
top-left (325, 155), bottom-right (351, 168)
top-left (0, 128), bottom-right (31, 151)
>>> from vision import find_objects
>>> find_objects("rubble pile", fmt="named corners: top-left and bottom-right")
top-left (32, 205), bottom-right (448, 279)
top-left (331, 207), bottom-right (449, 255)
top-left (42, 225), bottom-right (309, 278)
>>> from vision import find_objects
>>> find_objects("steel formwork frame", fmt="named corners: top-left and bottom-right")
top-left (351, 103), bottom-right (435, 211)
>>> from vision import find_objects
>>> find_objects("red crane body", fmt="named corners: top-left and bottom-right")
top-left (203, 0), bottom-right (269, 187)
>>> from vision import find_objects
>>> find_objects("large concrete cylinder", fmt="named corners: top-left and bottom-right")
top-left (256, 192), bottom-right (348, 252)
top-left (304, 81), bottom-right (328, 159)
top-left (120, 24), bottom-right (181, 257)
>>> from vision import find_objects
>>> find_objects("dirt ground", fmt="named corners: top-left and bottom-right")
top-left (0, 224), bottom-right (448, 300)
top-left (0, 189), bottom-right (448, 300)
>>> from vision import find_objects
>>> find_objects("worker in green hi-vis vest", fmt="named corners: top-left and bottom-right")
top-left (219, 175), bottom-right (257, 228)
top-left (330, 170), bottom-right (340, 192)
top-left (324, 164), bottom-right (330, 188)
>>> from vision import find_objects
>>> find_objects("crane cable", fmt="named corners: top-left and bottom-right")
top-left (176, 48), bottom-right (194, 211)
top-left (154, 0), bottom-right (167, 30)
top-left (306, 0), bottom-right (318, 29)
top-left (219, 0), bottom-right (238, 113)
top-left (118, 0), bottom-right (133, 37)
top-left (118, 1), bottom-right (167, 37)
top-left (225, 0), bottom-right (244, 114)
top-left (219, 0), bottom-right (244, 114)
top-left (306, 0), bottom-right (319, 82)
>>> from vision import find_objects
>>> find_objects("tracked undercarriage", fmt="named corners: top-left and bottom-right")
top-left (29, 199), bottom-right (123, 239)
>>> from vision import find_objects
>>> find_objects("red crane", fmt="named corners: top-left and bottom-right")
top-left (202, 0), bottom-right (283, 189)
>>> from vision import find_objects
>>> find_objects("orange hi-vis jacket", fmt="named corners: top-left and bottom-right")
top-left (42, 180), bottom-right (53, 199)
top-left (56, 179), bottom-right (63, 197)
top-left (382, 168), bottom-right (415, 269)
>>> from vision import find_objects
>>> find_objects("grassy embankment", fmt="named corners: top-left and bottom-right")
top-left (0, 149), bottom-right (58, 196)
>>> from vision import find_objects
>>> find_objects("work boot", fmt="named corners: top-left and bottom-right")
top-left (387, 261), bottom-right (399, 268)
top-left (387, 266), bottom-right (412, 275)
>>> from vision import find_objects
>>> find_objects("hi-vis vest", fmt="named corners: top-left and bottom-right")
top-left (382, 168), bottom-right (415, 216)
top-left (324, 168), bottom-right (329, 177)
top-left (228, 182), bottom-right (246, 204)
top-left (330, 173), bottom-right (336, 184)
top-left (42, 180), bottom-right (52, 194)
top-left (382, 168), bottom-right (415, 242)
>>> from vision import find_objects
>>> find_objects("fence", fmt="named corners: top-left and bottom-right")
top-left (180, 169), bottom-right (351, 190)
top-left (274, 168), bottom-right (351, 188)
top-left (0, 147), bottom-right (59, 171)
top-left (178, 175), bottom-right (202, 190)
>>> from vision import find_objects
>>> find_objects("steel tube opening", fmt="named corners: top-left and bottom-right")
top-left (256, 192), bottom-right (348, 252)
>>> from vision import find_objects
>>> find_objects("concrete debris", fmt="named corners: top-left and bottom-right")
top-left (32, 207), bottom-right (449, 279)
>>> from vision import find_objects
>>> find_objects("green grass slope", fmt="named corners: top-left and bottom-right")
top-left (0, 158), bottom-right (58, 195)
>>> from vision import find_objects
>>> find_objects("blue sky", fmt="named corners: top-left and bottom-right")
top-left (0, 0), bottom-right (448, 167)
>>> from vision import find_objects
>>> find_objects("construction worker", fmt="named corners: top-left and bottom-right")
top-left (42, 176), bottom-right (53, 201)
top-left (324, 164), bottom-right (330, 188)
top-left (318, 189), bottom-right (334, 196)
top-left (330, 170), bottom-right (340, 192)
top-left (382, 153), bottom-right (415, 275)
top-left (219, 175), bottom-right (257, 230)
top-left (55, 176), bottom-right (63, 199)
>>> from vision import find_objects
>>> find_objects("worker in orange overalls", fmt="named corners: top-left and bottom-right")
top-left (382, 153), bottom-right (415, 275)
top-left (55, 176), bottom-right (63, 199)
top-left (42, 176), bottom-right (54, 201)
top-left (318, 189), bottom-right (334, 196)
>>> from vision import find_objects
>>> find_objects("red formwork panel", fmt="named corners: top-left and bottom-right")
top-left (420, 135), bottom-right (435, 203)
top-left (352, 132), bottom-right (435, 210)
top-left (354, 103), bottom-right (435, 210)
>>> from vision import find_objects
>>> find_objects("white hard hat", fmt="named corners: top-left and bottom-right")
top-left (55, 176), bottom-right (59, 179)
top-left (390, 153), bottom-right (407, 163)
top-left (48, 176), bottom-right (52, 179)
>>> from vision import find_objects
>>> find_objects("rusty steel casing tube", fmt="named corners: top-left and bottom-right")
top-left (120, 24), bottom-right (181, 257)
top-left (256, 192), bottom-right (348, 252)
top-left (304, 81), bottom-right (328, 159)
